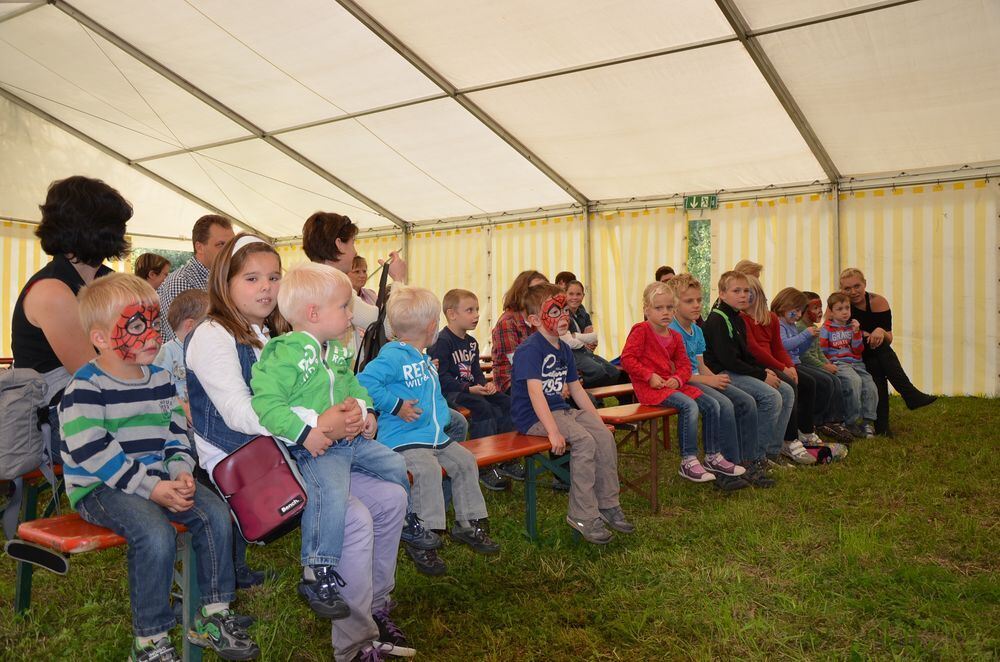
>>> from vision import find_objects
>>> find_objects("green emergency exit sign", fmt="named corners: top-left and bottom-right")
top-left (684, 194), bottom-right (718, 210)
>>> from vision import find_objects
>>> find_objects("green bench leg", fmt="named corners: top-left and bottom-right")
top-left (524, 455), bottom-right (538, 541)
top-left (179, 532), bottom-right (203, 662)
top-left (13, 480), bottom-right (41, 615)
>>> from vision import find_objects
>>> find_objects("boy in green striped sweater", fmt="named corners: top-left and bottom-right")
top-left (59, 273), bottom-right (259, 662)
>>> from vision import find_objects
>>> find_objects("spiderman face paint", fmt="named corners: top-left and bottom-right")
top-left (110, 302), bottom-right (161, 362)
top-left (540, 294), bottom-right (570, 336)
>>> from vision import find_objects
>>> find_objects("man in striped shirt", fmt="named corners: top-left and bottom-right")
top-left (59, 273), bottom-right (258, 662)
top-left (819, 292), bottom-right (878, 438)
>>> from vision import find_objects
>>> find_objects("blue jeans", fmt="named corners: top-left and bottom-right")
top-left (290, 436), bottom-right (407, 568)
top-left (834, 362), bottom-right (878, 424)
top-left (724, 373), bottom-right (794, 456)
top-left (659, 391), bottom-right (720, 458)
top-left (691, 382), bottom-right (752, 463)
top-left (76, 483), bottom-right (235, 637)
top-left (445, 392), bottom-right (511, 440)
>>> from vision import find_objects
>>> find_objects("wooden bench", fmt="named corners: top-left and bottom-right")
top-left (586, 382), bottom-right (635, 405)
top-left (459, 432), bottom-right (570, 541)
top-left (597, 404), bottom-right (677, 514)
top-left (7, 514), bottom-right (205, 660)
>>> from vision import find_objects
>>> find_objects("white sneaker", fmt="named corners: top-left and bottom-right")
top-left (781, 440), bottom-right (817, 465)
top-left (798, 431), bottom-right (823, 445)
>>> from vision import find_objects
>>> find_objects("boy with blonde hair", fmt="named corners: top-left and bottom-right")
top-left (60, 273), bottom-right (259, 662)
top-left (251, 262), bottom-right (414, 624)
top-left (511, 283), bottom-right (634, 544)
top-left (360, 286), bottom-right (499, 577)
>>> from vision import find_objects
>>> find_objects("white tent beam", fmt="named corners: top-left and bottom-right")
top-left (51, 0), bottom-right (409, 231)
top-left (749, 0), bottom-right (925, 38)
top-left (0, 1), bottom-right (44, 25)
top-left (0, 86), bottom-right (275, 240)
top-left (715, 0), bottom-right (841, 181)
top-left (335, 0), bottom-right (590, 208)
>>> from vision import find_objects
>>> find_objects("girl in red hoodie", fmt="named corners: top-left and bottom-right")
top-left (740, 276), bottom-right (816, 465)
top-left (622, 283), bottom-right (746, 484)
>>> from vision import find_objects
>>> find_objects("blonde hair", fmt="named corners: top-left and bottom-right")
top-left (642, 281), bottom-right (673, 308)
top-left (442, 288), bottom-right (477, 314)
top-left (839, 267), bottom-right (866, 283)
top-left (387, 286), bottom-right (440, 339)
top-left (278, 262), bottom-right (352, 326)
top-left (717, 270), bottom-right (748, 293)
top-left (770, 287), bottom-right (808, 316)
top-left (665, 273), bottom-right (701, 300)
top-left (78, 272), bottom-right (158, 333)
top-left (734, 259), bottom-right (763, 277)
top-left (743, 275), bottom-right (771, 326)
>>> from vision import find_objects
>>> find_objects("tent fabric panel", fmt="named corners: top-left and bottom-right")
top-left (469, 42), bottom-right (826, 201)
top-left (0, 97), bottom-right (213, 238)
top-left (758, 0), bottom-right (1000, 176)
top-left (408, 227), bottom-right (492, 331)
top-left (70, 0), bottom-right (441, 132)
top-left (358, 0), bottom-right (734, 89)
top-left (733, 0), bottom-right (881, 30)
top-left (281, 97), bottom-right (575, 222)
top-left (839, 181), bottom-right (999, 396)
top-left (0, 6), bottom-right (250, 159)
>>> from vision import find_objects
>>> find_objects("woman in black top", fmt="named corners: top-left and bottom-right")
top-left (839, 268), bottom-right (936, 435)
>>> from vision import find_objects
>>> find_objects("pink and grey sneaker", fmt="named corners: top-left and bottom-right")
top-left (678, 457), bottom-right (716, 483)
top-left (703, 453), bottom-right (746, 477)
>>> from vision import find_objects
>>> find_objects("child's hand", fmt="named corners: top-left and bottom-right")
top-left (648, 374), bottom-right (667, 389)
top-left (823, 362), bottom-right (838, 374)
top-left (174, 472), bottom-right (196, 499)
top-left (469, 384), bottom-right (491, 396)
top-left (706, 373), bottom-right (730, 390)
top-left (783, 366), bottom-right (798, 384)
top-left (431, 358), bottom-right (440, 370)
top-left (398, 399), bottom-right (422, 422)
top-left (585, 341), bottom-right (598, 352)
top-left (304, 428), bottom-right (334, 457)
top-left (483, 381), bottom-right (497, 395)
top-left (665, 377), bottom-right (681, 390)
top-left (362, 414), bottom-right (378, 439)
top-left (151, 480), bottom-right (194, 513)
top-left (764, 369), bottom-right (781, 388)
top-left (850, 319), bottom-right (861, 332)
top-left (807, 325), bottom-right (819, 337)
top-left (318, 402), bottom-right (363, 439)
top-left (181, 398), bottom-right (192, 423)
top-left (341, 397), bottom-right (365, 437)
top-left (548, 431), bottom-right (567, 455)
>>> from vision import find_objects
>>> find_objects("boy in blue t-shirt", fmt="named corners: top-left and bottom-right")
top-left (511, 283), bottom-right (634, 544)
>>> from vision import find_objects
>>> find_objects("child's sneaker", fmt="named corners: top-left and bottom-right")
top-left (703, 453), bottom-right (746, 477)
top-left (450, 518), bottom-right (501, 554)
top-left (599, 506), bottom-right (635, 533)
top-left (478, 466), bottom-right (509, 492)
top-left (235, 565), bottom-right (276, 589)
top-left (497, 459), bottom-right (526, 481)
top-left (187, 608), bottom-right (261, 660)
top-left (351, 642), bottom-right (390, 661)
top-left (712, 474), bottom-right (750, 491)
top-left (400, 513), bottom-right (441, 550)
top-left (781, 440), bottom-right (817, 465)
top-left (372, 602), bottom-right (416, 657)
top-left (742, 459), bottom-right (776, 488)
top-left (797, 431), bottom-right (823, 445)
top-left (298, 565), bottom-right (350, 619)
top-left (678, 457), bottom-right (716, 482)
top-left (131, 637), bottom-right (181, 662)
top-left (863, 422), bottom-right (876, 438)
top-left (566, 515), bottom-right (613, 544)
top-left (404, 543), bottom-right (447, 576)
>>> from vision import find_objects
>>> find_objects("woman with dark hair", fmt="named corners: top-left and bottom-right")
top-left (12, 176), bottom-right (132, 399)
top-left (134, 252), bottom-right (171, 290)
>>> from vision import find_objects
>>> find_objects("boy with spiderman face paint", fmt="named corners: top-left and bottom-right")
top-left (509, 284), bottom-right (633, 545)
top-left (110, 302), bottom-right (161, 362)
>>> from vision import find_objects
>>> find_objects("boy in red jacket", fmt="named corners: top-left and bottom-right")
top-left (621, 282), bottom-right (746, 484)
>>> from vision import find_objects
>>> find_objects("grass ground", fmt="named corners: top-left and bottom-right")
top-left (1, 396), bottom-right (998, 661)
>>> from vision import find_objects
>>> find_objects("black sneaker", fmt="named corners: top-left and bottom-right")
top-left (497, 460), bottom-right (526, 481)
top-left (550, 477), bottom-right (571, 492)
top-left (298, 565), bottom-right (350, 619)
top-left (712, 474), bottom-right (750, 492)
top-left (479, 466), bottom-right (509, 492)
top-left (187, 608), bottom-right (261, 660)
top-left (743, 459), bottom-right (776, 488)
top-left (450, 518), bottom-right (501, 554)
top-left (372, 602), bottom-right (416, 657)
top-left (400, 513), bottom-right (442, 550)
top-left (404, 543), bottom-right (447, 576)
top-left (130, 637), bottom-right (181, 662)
top-left (235, 566), bottom-right (276, 589)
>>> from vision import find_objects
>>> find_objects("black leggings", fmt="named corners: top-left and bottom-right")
top-left (778, 368), bottom-right (816, 439)
top-left (862, 344), bottom-right (928, 434)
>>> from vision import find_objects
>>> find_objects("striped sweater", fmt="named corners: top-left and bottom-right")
top-left (819, 320), bottom-right (864, 363)
top-left (59, 361), bottom-right (195, 508)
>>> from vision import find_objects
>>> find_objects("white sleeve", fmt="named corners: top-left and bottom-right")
top-left (575, 331), bottom-right (599, 345)
top-left (560, 332), bottom-right (586, 349)
top-left (186, 322), bottom-right (268, 436)
top-left (352, 293), bottom-right (393, 338)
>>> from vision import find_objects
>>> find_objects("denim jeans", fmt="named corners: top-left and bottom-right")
top-left (659, 391), bottom-right (720, 458)
top-left (724, 373), bottom-right (794, 456)
top-left (76, 483), bottom-right (235, 637)
top-left (445, 391), bottom-right (512, 440)
top-left (290, 436), bottom-right (408, 567)
top-left (691, 382), bottom-right (751, 463)
top-left (834, 362), bottom-right (878, 424)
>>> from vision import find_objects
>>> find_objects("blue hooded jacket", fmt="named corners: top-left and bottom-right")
top-left (358, 341), bottom-right (451, 451)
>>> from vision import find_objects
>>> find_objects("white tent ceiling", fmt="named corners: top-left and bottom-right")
top-left (1, 0), bottom-right (998, 240)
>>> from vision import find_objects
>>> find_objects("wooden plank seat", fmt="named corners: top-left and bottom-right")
top-left (597, 404), bottom-right (677, 514)
top-left (17, 513), bottom-right (186, 555)
top-left (585, 382), bottom-right (635, 405)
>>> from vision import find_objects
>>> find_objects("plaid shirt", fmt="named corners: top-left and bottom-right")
top-left (156, 257), bottom-right (209, 342)
top-left (490, 309), bottom-right (534, 393)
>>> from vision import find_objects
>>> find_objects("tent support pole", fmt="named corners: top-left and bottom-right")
top-left (833, 182), bottom-right (842, 280)
top-left (584, 206), bottom-right (594, 297)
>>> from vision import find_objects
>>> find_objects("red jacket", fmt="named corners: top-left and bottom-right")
top-left (621, 321), bottom-right (702, 406)
top-left (742, 311), bottom-right (794, 371)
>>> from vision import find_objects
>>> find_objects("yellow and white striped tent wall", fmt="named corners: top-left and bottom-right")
top-left (276, 233), bottom-right (403, 272)
top-left (408, 226), bottom-right (490, 329)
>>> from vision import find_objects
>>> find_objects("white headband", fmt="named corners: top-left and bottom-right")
top-left (231, 235), bottom-right (266, 256)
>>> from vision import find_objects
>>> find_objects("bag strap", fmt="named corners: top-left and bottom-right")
top-left (711, 308), bottom-right (734, 339)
